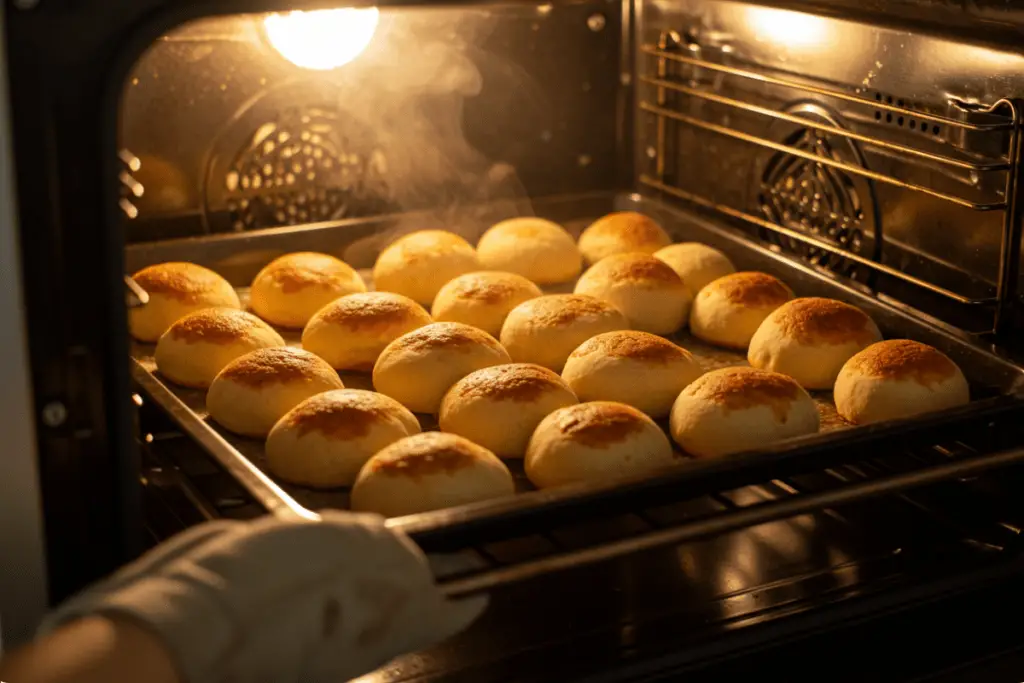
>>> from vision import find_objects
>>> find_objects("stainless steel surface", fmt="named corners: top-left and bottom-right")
top-left (635, 25), bottom-right (1022, 332)
top-left (0, 5), bottom-right (49, 646)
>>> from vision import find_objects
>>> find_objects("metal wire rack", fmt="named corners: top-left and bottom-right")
top-left (637, 33), bottom-right (1024, 335)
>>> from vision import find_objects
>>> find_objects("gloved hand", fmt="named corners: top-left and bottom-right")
top-left (40, 511), bottom-right (486, 683)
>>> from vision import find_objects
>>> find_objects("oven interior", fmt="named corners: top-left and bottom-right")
top-left (88, 0), bottom-right (1024, 677)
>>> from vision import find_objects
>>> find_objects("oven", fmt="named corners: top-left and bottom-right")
top-left (4, 0), bottom-right (1024, 679)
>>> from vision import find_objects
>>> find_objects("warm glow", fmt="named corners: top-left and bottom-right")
top-left (747, 7), bottom-right (829, 47)
top-left (264, 8), bottom-right (379, 70)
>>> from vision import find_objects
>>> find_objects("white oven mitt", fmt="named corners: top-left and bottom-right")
top-left (39, 512), bottom-right (487, 683)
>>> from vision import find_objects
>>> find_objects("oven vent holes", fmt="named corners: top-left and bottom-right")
top-left (871, 92), bottom-right (941, 137)
top-left (219, 108), bottom-right (391, 232)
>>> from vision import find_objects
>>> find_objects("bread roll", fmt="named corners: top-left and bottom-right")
top-left (155, 308), bottom-right (285, 389)
top-left (351, 432), bottom-right (515, 517)
top-left (302, 292), bottom-right (432, 371)
top-left (748, 298), bottom-right (883, 390)
top-left (654, 242), bottom-right (736, 294)
top-left (689, 272), bottom-right (794, 349)
top-left (476, 217), bottom-right (582, 284)
top-left (265, 389), bottom-right (420, 488)
top-left (250, 252), bottom-right (366, 328)
top-left (834, 339), bottom-right (969, 425)
top-left (500, 294), bottom-right (629, 372)
top-left (440, 363), bottom-right (578, 458)
top-left (373, 322), bottom-right (511, 414)
top-left (574, 253), bottom-right (691, 334)
top-left (562, 331), bottom-right (702, 417)
top-left (129, 262), bottom-right (240, 342)
top-left (206, 347), bottom-right (344, 437)
top-left (525, 401), bottom-right (676, 488)
top-left (431, 271), bottom-right (543, 337)
top-left (669, 366), bottom-right (819, 458)
top-left (577, 211), bottom-right (671, 264)
top-left (372, 230), bottom-right (481, 305)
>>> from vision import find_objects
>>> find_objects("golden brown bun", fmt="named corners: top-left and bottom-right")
top-left (689, 272), bottom-right (794, 349)
top-left (525, 401), bottom-right (677, 488)
top-left (155, 308), bottom-right (285, 389)
top-left (574, 252), bottom-right (691, 334)
top-left (129, 262), bottom-right (240, 342)
top-left (206, 347), bottom-right (344, 437)
top-left (302, 292), bottom-right (432, 371)
top-left (265, 389), bottom-right (420, 488)
top-left (669, 366), bottom-right (819, 457)
top-left (834, 340), bottom-right (969, 425)
top-left (372, 322), bottom-right (512, 414)
top-left (431, 271), bottom-right (543, 337)
top-left (577, 212), bottom-right (672, 264)
top-left (476, 217), bottom-right (583, 284)
top-left (372, 230), bottom-right (481, 306)
top-left (249, 252), bottom-right (366, 328)
top-left (562, 331), bottom-right (703, 417)
top-left (499, 294), bottom-right (630, 372)
top-left (654, 243), bottom-right (736, 294)
top-left (439, 363), bottom-right (578, 458)
top-left (351, 432), bottom-right (515, 517)
top-left (748, 298), bottom-right (883, 390)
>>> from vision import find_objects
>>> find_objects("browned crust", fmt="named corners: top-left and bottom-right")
top-left (489, 219), bottom-right (564, 240)
top-left (845, 339), bottom-right (958, 387)
top-left (551, 402), bottom-right (649, 448)
top-left (388, 322), bottom-right (502, 354)
top-left (443, 273), bottom-right (538, 304)
top-left (772, 298), bottom-right (878, 346)
top-left (586, 212), bottom-right (669, 247)
top-left (132, 262), bottom-right (228, 304)
top-left (369, 433), bottom-right (483, 478)
top-left (569, 331), bottom-right (691, 364)
top-left (388, 231), bottom-right (474, 265)
top-left (217, 347), bottom-right (337, 387)
top-left (517, 295), bottom-right (623, 328)
top-left (168, 309), bottom-right (267, 344)
top-left (685, 367), bottom-right (802, 422)
top-left (594, 254), bottom-right (682, 285)
top-left (318, 293), bottom-right (430, 331)
top-left (709, 272), bottom-right (793, 307)
top-left (451, 363), bottom-right (569, 402)
top-left (284, 391), bottom-right (398, 440)
top-left (259, 253), bottom-right (358, 294)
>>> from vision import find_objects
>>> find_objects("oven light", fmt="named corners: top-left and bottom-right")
top-left (746, 7), bottom-right (828, 48)
top-left (263, 8), bottom-right (379, 70)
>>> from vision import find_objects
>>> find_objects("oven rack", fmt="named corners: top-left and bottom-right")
top-left (637, 35), bottom-right (1023, 335)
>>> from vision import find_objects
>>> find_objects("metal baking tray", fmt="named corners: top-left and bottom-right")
top-left (127, 192), bottom-right (1024, 528)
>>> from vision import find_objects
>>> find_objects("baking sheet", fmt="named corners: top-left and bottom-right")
top-left (131, 277), bottom-right (849, 514)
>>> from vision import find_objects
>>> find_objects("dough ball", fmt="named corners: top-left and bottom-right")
top-left (439, 363), bottom-right (578, 458)
top-left (372, 230), bottom-right (481, 306)
top-left (249, 252), bottom-right (366, 328)
top-left (500, 294), bottom-right (629, 372)
top-left (577, 211), bottom-right (671, 264)
top-left (689, 272), bottom-right (794, 349)
top-left (748, 298), bottom-right (883, 390)
top-left (129, 262), bottom-right (240, 342)
top-left (351, 432), bottom-right (515, 517)
top-left (525, 401), bottom-right (676, 489)
top-left (155, 308), bottom-right (285, 389)
top-left (562, 331), bottom-right (703, 418)
top-left (206, 347), bottom-right (344, 437)
top-left (654, 242), bottom-right (736, 294)
top-left (669, 366), bottom-right (820, 458)
top-left (476, 217), bottom-right (582, 284)
top-left (302, 292), bottom-right (432, 371)
top-left (431, 271), bottom-right (543, 337)
top-left (372, 322), bottom-right (511, 414)
top-left (574, 252), bottom-right (691, 334)
top-left (834, 339), bottom-right (969, 425)
top-left (265, 389), bottom-right (420, 488)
